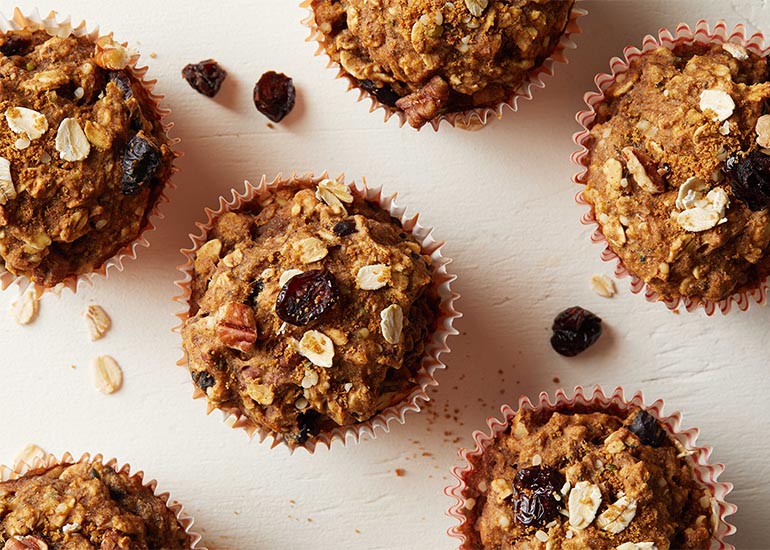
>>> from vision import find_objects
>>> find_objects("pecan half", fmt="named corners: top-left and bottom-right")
top-left (396, 75), bottom-right (450, 129)
top-left (216, 302), bottom-right (257, 352)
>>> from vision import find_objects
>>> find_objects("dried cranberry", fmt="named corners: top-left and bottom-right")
top-left (550, 306), bottom-right (602, 357)
top-left (253, 71), bottom-right (295, 122)
top-left (724, 151), bottom-right (770, 211)
top-left (288, 411), bottom-right (320, 445)
top-left (182, 59), bottom-right (227, 97)
top-left (333, 220), bottom-right (357, 237)
top-left (275, 269), bottom-right (339, 326)
top-left (121, 132), bottom-right (161, 195)
top-left (0, 33), bottom-right (33, 57)
top-left (191, 370), bottom-right (216, 392)
top-left (359, 79), bottom-right (400, 107)
top-left (108, 70), bottom-right (134, 99)
top-left (628, 409), bottom-right (665, 447)
top-left (511, 466), bottom-right (565, 527)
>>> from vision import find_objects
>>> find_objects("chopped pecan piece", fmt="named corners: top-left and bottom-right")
top-left (621, 147), bottom-right (666, 193)
top-left (216, 302), bottom-right (257, 352)
top-left (396, 75), bottom-right (450, 129)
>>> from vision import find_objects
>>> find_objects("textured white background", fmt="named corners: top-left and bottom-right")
top-left (1, 1), bottom-right (769, 548)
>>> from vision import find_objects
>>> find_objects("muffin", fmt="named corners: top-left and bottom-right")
top-left (179, 176), bottom-right (442, 448)
top-left (0, 17), bottom-right (174, 288)
top-left (309, 0), bottom-right (575, 128)
top-left (580, 39), bottom-right (770, 305)
top-left (448, 390), bottom-right (731, 549)
top-left (0, 458), bottom-right (193, 549)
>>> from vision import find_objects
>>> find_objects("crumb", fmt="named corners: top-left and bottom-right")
top-left (395, 468), bottom-right (406, 477)
top-left (267, 123), bottom-right (275, 129)
top-left (553, 377), bottom-right (560, 384)
top-left (355, 529), bottom-right (361, 534)
top-left (149, 52), bottom-right (157, 59)
top-left (307, 518), bottom-right (313, 523)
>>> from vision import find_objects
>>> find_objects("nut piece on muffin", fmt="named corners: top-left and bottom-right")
top-left (459, 406), bottom-right (715, 549)
top-left (0, 461), bottom-right (191, 549)
top-left (180, 178), bottom-right (439, 447)
top-left (310, 0), bottom-right (574, 128)
top-left (583, 43), bottom-right (770, 303)
top-left (0, 28), bottom-right (174, 287)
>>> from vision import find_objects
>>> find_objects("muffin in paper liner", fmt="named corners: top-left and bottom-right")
top-left (0, 451), bottom-right (205, 549)
top-left (301, 1), bottom-right (586, 131)
top-left (0, 8), bottom-right (179, 296)
top-left (571, 20), bottom-right (770, 315)
top-left (173, 172), bottom-right (460, 453)
top-left (445, 386), bottom-right (736, 549)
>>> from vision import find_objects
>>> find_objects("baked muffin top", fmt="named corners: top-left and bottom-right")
top-left (0, 29), bottom-right (173, 287)
top-left (460, 407), bottom-right (714, 550)
top-left (311, 0), bottom-right (574, 127)
top-left (583, 43), bottom-right (770, 302)
top-left (0, 461), bottom-right (190, 549)
top-left (181, 179), bottom-right (439, 447)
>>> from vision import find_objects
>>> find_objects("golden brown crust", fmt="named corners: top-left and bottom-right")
top-left (0, 30), bottom-right (173, 287)
top-left (460, 407), bottom-right (713, 550)
top-left (583, 44), bottom-right (770, 302)
top-left (181, 179), bottom-right (439, 446)
top-left (0, 462), bottom-right (190, 549)
top-left (311, 0), bottom-right (573, 126)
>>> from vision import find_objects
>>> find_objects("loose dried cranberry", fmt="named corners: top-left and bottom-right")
top-left (511, 466), bottom-right (565, 527)
top-left (0, 33), bottom-right (33, 57)
top-left (550, 306), bottom-right (602, 357)
top-left (108, 70), bottom-right (134, 99)
top-left (275, 269), bottom-right (339, 326)
top-left (253, 71), bottom-right (295, 122)
top-left (191, 370), bottom-right (216, 392)
top-left (359, 79), bottom-right (400, 107)
top-left (628, 409), bottom-right (665, 447)
top-left (121, 132), bottom-right (161, 195)
top-left (724, 151), bottom-right (770, 211)
top-left (182, 59), bottom-right (227, 97)
top-left (333, 220), bottom-right (357, 237)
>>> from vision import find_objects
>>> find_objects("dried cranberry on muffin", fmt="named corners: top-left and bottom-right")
top-left (0, 460), bottom-right (191, 549)
top-left (0, 27), bottom-right (174, 287)
top-left (180, 177), bottom-right (439, 447)
top-left (310, 0), bottom-right (574, 128)
top-left (582, 42), bottom-right (770, 303)
top-left (459, 406), bottom-right (715, 549)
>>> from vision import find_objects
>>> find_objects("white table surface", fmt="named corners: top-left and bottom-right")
top-left (1, 1), bottom-right (769, 548)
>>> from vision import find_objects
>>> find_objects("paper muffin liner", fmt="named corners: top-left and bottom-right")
top-left (301, 1), bottom-right (586, 131)
top-left (445, 385), bottom-right (736, 549)
top-left (173, 172), bottom-right (460, 453)
top-left (572, 20), bottom-right (770, 315)
top-left (0, 451), bottom-right (205, 549)
top-left (0, 8), bottom-right (179, 296)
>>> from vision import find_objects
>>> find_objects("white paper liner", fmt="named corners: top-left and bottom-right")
top-left (445, 386), bottom-right (736, 549)
top-left (0, 8), bottom-right (179, 296)
top-left (172, 172), bottom-right (460, 453)
top-left (301, 1), bottom-right (586, 131)
top-left (572, 20), bottom-right (770, 315)
top-left (0, 451), bottom-right (205, 549)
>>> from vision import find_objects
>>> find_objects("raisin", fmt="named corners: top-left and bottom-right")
top-left (108, 70), bottom-right (134, 99)
top-left (89, 468), bottom-right (101, 479)
top-left (121, 132), bottom-right (161, 195)
top-left (275, 269), bottom-right (339, 326)
top-left (182, 59), bottom-right (227, 97)
top-left (109, 486), bottom-right (126, 501)
top-left (0, 32), bottom-right (33, 57)
top-left (253, 71), bottom-right (295, 122)
top-left (333, 220), bottom-right (357, 237)
top-left (359, 79), bottom-right (401, 107)
top-left (191, 370), bottom-right (216, 392)
top-left (511, 466), bottom-right (565, 527)
top-left (288, 411), bottom-right (320, 445)
top-left (248, 279), bottom-right (264, 307)
top-left (628, 409), bottom-right (665, 447)
top-left (724, 151), bottom-right (770, 211)
top-left (550, 306), bottom-right (602, 357)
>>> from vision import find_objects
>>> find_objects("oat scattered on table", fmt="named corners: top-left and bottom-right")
top-left (590, 274), bottom-right (616, 298)
top-left (84, 304), bottom-right (112, 341)
top-left (91, 355), bottom-right (123, 394)
top-left (10, 287), bottom-right (39, 325)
